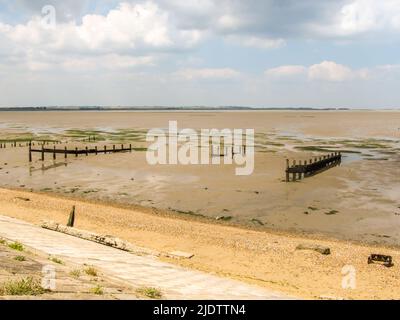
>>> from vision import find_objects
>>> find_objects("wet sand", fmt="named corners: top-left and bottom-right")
top-left (0, 110), bottom-right (399, 246)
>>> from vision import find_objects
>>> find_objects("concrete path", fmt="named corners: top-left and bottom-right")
top-left (0, 215), bottom-right (290, 299)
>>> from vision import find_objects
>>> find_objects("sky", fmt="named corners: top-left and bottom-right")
top-left (0, 0), bottom-right (400, 108)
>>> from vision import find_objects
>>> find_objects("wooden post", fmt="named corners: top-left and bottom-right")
top-left (85, 146), bottom-right (88, 156)
top-left (292, 160), bottom-right (296, 182)
top-left (129, 144), bottom-right (132, 152)
top-left (64, 146), bottom-right (67, 159)
top-left (75, 147), bottom-right (78, 157)
top-left (95, 146), bottom-right (98, 155)
top-left (67, 205), bottom-right (75, 227)
top-left (113, 145), bottom-right (115, 152)
top-left (121, 144), bottom-right (124, 151)
top-left (41, 145), bottom-right (44, 161)
top-left (104, 145), bottom-right (107, 154)
top-left (53, 146), bottom-right (56, 160)
top-left (298, 160), bottom-right (302, 180)
top-left (286, 159), bottom-right (289, 182)
top-left (29, 143), bottom-right (32, 162)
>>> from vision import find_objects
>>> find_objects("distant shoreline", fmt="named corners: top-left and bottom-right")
top-left (1, 106), bottom-right (399, 112)
top-left (0, 106), bottom-right (355, 112)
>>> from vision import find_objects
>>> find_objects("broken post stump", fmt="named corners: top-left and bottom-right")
top-left (67, 205), bottom-right (76, 227)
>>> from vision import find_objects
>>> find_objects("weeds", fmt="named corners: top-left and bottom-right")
top-left (0, 277), bottom-right (47, 296)
top-left (91, 285), bottom-right (104, 295)
top-left (8, 242), bottom-right (24, 251)
top-left (136, 287), bottom-right (162, 299)
top-left (84, 266), bottom-right (98, 277)
top-left (14, 256), bottom-right (26, 262)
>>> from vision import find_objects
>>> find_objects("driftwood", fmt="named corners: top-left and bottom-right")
top-left (296, 243), bottom-right (331, 255)
top-left (41, 220), bottom-right (159, 257)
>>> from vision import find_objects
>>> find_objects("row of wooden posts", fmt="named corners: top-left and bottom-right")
top-left (1, 136), bottom-right (97, 149)
top-left (285, 152), bottom-right (342, 182)
top-left (29, 143), bottom-right (132, 162)
top-left (211, 145), bottom-right (247, 158)
top-left (0, 141), bottom-right (62, 148)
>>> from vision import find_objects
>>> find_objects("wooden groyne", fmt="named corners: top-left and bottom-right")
top-left (211, 145), bottom-right (247, 158)
top-left (1, 136), bottom-right (96, 150)
top-left (29, 143), bottom-right (132, 162)
top-left (0, 141), bottom-right (62, 149)
top-left (285, 152), bottom-right (342, 182)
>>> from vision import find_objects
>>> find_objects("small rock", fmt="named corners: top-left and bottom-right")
top-left (14, 197), bottom-right (30, 202)
top-left (166, 251), bottom-right (194, 259)
top-left (296, 243), bottom-right (331, 255)
top-left (216, 216), bottom-right (232, 221)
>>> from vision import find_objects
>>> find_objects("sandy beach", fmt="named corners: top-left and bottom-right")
top-left (0, 187), bottom-right (399, 300)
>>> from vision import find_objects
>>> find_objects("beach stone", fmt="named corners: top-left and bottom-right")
top-left (166, 251), bottom-right (194, 259)
top-left (14, 197), bottom-right (30, 201)
top-left (296, 243), bottom-right (331, 255)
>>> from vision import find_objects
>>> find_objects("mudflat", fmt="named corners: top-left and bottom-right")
top-left (0, 110), bottom-right (399, 245)
top-left (0, 110), bottom-right (399, 299)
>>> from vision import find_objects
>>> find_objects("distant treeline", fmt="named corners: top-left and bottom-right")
top-left (0, 106), bottom-right (350, 111)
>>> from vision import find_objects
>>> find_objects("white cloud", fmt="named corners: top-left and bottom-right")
top-left (266, 61), bottom-right (370, 82)
top-left (217, 14), bottom-right (244, 31)
top-left (227, 35), bottom-right (285, 49)
top-left (174, 68), bottom-right (240, 80)
top-left (1, 2), bottom-right (205, 52)
top-left (308, 61), bottom-right (355, 82)
top-left (312, 0), bottom-right (400, 37)
top-left (61, 54), bottom-right (155, 72)
top-left (265, 65), bottom-right (306, 77)
top-left (0, 1), bottom-right (206, 74)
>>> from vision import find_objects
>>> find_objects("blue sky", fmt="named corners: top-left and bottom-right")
top-left (0, 0), bottom-right (399, 108)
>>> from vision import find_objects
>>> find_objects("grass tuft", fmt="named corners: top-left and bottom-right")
top-left (8, 242), bottom-right (24, 251)
top-left (84, 266), bottom-right (98, 277)
top-left (0, 277), bottom-right (47, 296)
top-left (14, 256), bottom-right (26, 262)
top-left (69, 269), bottom-right (81, 278)
top-left (91, 285), bottom-right (104, 295)
top-left (49, 256), bottom-right (64, 264)
top-left (136, 287), bottom-right (162, 299)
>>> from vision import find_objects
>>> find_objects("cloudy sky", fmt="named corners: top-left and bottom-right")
top-left (0, 0), bottom-right (399, 108)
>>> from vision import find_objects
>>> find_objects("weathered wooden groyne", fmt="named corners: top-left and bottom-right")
top-left (0, 141), bottom-right (62, 149)
top-left (285, 152), bottom-right (342, 182)
top-left (29, 143), bottom-right (132, 162)
top-left (1, 136), bottom-right (96, 149)
top-left (211, 145), bottom-right (247, 158)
